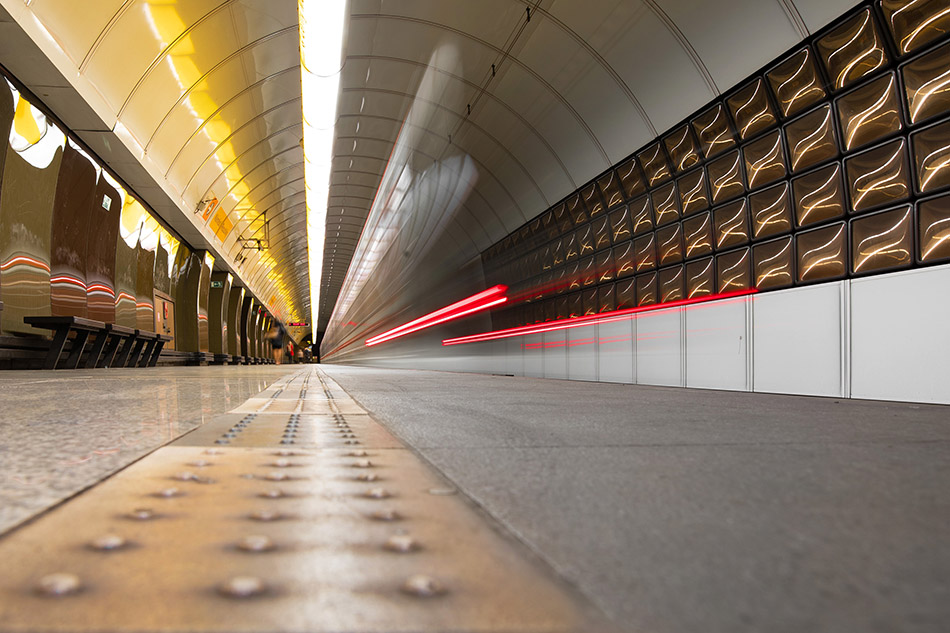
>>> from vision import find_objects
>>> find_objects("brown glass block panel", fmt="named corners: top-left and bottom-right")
top-left (567, 194), bottom-right (588, 226)
top-left (793, 163), bottom-right (847, 227)
top-left (750, 182), bottom-right (793, 238)
top-left (851, 205), bottom-right (914, 274)
top-left (716, 248), bottom-right (752, 292)
top-left (598, 171), bottom-right (625, 209)
top-left (658, 265), bottom-right (685, 303)
top-left (592, 216), bottom-right (611, 251)
top-left (767, 48), bottom-right (827, 117)
top-left (753, 236), bottom-right (795, 290)
top-left (636, 273), bottom-right (658, 306)
top-left (902, 42), bottom-right (950, 125)
top-left (743, 131), bottom-right (787, 190)
top-left (563, 232), bottom-right (579, 262)
top-left (727, 79), bottom-right (778, 140)
top-left (596, 249), bottom-right (615, 283)
top-left (598, 284), bottom-right (617, 313)
top-left (615, 278), bottom-right (636, 309)
top-left (817, 8), bottom-right (889, 90)
top-left (552, 238), bottom-right (566, 267)
top-left (614, 241), bottom-right (636, 278)
top-left (685, 257), bottom-right (715, 298)
top-left (683, 211), bottom-right (714, 259)
top-left (566, 261), bottom-right (582, 292)
top-left (837, 74), bottom-right (903, 151)
top-left (663, 125), bottom-right (701, 173)
top-left (707, 150), bottom-right (746, 204)
top-left (541, 210), bottom-right (557, 240)
top-left (609, 206), bottom-right (633, 243)
top-left (846, 138), bottom-right (912, 213)
top-left (714, 199), bottom-right (751, 250)
top-left (576, 225), bottom-right (595, 257)
top-left (678, 168), bottom-right (709, 217)
top-left (543, 299), bottom-right (557, 322)
top-left (555, 296), bottom-right (570, 320)
top-left (786, 104), bottom-right (839, 173)
top-left (582, 288), bottom-right (599, 316)
top-left (568, 292), bottom-right (583, 318)
top-left (652, 182), bottom-right (681, 226)
top-left (634, 233), bottom-right (657, 273)
top-left (582, 183), bottom-right (605, 219)
top-left (630, 196), bottom-right (654, 235)
top-left (579, 255), bottom-right (598, 287)
top-left (656, 223), bottom-right (685, 266)
top-left (637, 143), bottom-right (672, 187)
top-left (881, 0), bottom-right (950, 56)
top-left (796, 222), bottom-right (848, 282)
top-left (553, 203), bottom-right (572, 234)
top-left (692, 103), bottom-right (736, 158)
top-left (912, 120), bottom-right (950, 193)
top-left (918, 193), bottom-right (950, 262)
top-left (541, 245), bottom-right (553, 272)
top-left (617, 157), bottom-right (646, 198)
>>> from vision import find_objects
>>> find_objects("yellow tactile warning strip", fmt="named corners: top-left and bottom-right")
top-left (0, 368), bottom-right (612, 633)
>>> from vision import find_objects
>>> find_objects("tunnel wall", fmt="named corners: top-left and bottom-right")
top-left (0, 74), bottom-right (283, 353)
top-left (326, 1), bottom-right (950, 405)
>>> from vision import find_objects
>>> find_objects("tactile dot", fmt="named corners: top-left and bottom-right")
top-left (401, 574), bottom-right (446, 597)
top-left (236, 535), bottom-right (276, 552)
top-left (352, 460), bottom-right (374, 468)
top-left (129, 508), bottom-right (157, 520)
top-left (369, 509), bottom-right (403, 522)
top-left (204, 449), bottom-right (223, 455)
top-left (264, 472), bottom-right (291, 481)
top-left (248, 510), bottom-right (284, 522)
top-left (36, 573), bottom-right (81, 597)
top-left (364, 488), bottom-right (392, 499)
top-left (428, 488), bottom-right (458, 496)
top-left (156, 487), bottom-right (183, 498)
top-left (217, 576), bottom-right (266, 598)
top-left (384, 534), bottom-right (420, 553)
top-left (89, 534), bottom-right (127, 551)
top-left (188, 460), bottom-right (212, 468)
top-left (259, 489), bottom-right (286, 499)
top-left (172, 471), bottom-right (197, 481)
top-left (355, 473), bottom-right (380, 482)
top-left (272, 459), bottom-right (292, 468)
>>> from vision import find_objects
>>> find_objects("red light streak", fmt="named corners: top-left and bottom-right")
top-left (365, 285), bottom-right (509, 347)
top-left (442, 289), bottom-right (758, 346)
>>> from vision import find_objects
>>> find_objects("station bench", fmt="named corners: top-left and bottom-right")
top-left (23, 316), bottom-right (172, 369)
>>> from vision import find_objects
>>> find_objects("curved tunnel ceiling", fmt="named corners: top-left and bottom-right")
top-left (1, 0), bottom-right (309, 325)
top-left (320, 0), bottom-right (860, 333)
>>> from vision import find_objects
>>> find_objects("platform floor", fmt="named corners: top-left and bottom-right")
top-left (0, 364), bottom-right (947, 632)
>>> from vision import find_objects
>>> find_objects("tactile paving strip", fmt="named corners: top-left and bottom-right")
top-left (0, 368), bottom-right (611, 633)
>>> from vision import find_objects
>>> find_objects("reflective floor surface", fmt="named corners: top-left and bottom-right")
top-left (0, 366), bottom-right (299, 533)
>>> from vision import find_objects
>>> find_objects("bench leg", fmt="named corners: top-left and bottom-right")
top-left (64, 330), bottom-right (91, 369)
top-left (138, 340), bottom-right (158, 368)
top-left (125, 339), bottom-right (147, 368)
top-left (85, 332), bottom-right (109, 369)
top-left (113, 337), bottom-right (135, 367)
top-left (98, 334), bottom-right (122, 368)
top-left (147, 341), bottom-right (166, 367)
top-left (43, 327), bottom-right (70, 370)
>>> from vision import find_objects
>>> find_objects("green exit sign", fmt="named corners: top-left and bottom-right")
top-left (211, 281), bottom-right (224, 288)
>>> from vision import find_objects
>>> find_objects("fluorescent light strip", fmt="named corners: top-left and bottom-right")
top-left (365, 285), bottom-right (509, 347)
top-left (442, 289), bottom-right (758, 346)
top-left (299, 0), bottom-right (347, 333)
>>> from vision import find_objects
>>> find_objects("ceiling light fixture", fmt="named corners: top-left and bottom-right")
top-left (299, 0), bottom-right (348, 333)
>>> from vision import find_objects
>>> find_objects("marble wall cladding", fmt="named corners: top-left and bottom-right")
top-left (484, 2), bottom-right (950, 331)
top-left (135, 244), bottom-right (156, 331)
top-left (197, 254), bottom-right (212, 353)
top-left (240, 294), bottom-right (253, 357)
top-left (227, 286), bottom-right (244, 356)
top-left (86, 172), bottom-right (121, 323)
top-left (0, 82), bottom-right (13, 317)
top-left (49, 143), bottom-right (96, 318)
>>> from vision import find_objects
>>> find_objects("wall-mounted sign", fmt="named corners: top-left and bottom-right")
top-left (101, 195), bottom-right (112, 211)
top-left (288, 322), bottom-right (309, 327)
top-left (211, 281), bottom-right (224, 288)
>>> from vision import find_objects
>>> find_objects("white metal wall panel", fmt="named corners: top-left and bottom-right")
top-left (567, 325), bottom-right (598, 381)
top-left (635, 308), bottom-right (683, 387)
top-left (505, 336), bottom-right (524, 377)
top-left (543, 330), bottom-right (569, 380)
top-left (685, 298), bottom-right (750, 391)
top-left (597, 320), bottom-right (635, 384)
top-left (523, 334), bottom-right (544, 378)
top-left (851, 266), bottom-right (950, 405)
top-left (752, 283), bottom-right (845, 397)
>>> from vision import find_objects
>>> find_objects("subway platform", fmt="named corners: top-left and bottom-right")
top-left (0, 365), bottom-right (948, 633)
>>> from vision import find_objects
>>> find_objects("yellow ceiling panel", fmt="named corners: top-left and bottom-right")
top-left (28, 0), bottom-right (126, 66)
